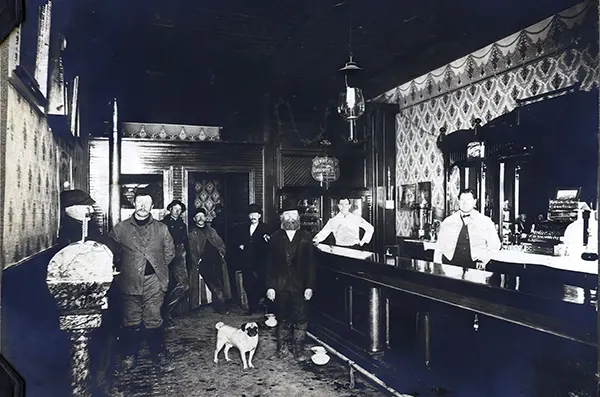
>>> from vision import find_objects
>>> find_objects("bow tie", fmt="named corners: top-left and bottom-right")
top-left (461, 214), bottom-right (471, 219)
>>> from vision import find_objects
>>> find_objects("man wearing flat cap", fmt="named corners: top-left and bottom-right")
top-left (109, 191), bottom-right (175, 372)
top-left (162, 199), bottom-right (190, 326)
top-left (234, 203), bottom-right (272, 315)
top-left (265, 198), bottom-right (315, 362)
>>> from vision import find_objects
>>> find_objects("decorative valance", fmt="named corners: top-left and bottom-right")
top-left (122, 122), bottom-right (222, 141)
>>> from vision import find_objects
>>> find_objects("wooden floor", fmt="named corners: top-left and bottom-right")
top-left (108, 306), bottom-right (392, 397)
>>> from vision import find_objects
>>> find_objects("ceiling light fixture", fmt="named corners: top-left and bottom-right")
top-left (337, 7), bottom-right (365, 143)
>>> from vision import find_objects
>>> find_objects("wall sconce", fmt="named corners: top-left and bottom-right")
top-left (337, 57), bottom-right (365, 143)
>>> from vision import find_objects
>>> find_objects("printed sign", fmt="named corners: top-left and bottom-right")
top-left (311, 156), bottom-right (340, 183)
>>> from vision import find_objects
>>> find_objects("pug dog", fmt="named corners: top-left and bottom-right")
top-left (214, 321), bottom-right (259, 369)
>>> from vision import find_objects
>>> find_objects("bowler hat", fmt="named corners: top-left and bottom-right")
top-left (60, 189), bottom-right (95, 209)
top-left (167, 199), bottom-right (186, 213)
top-left (248, 203), bottom-right (262, 214)
top-left (279, 198), bottom-right (299, 214)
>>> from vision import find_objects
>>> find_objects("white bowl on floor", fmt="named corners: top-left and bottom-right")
top-left (265, 314), bottom-right (277, 327)
top-left (311, 353), bottom-right (330, 365)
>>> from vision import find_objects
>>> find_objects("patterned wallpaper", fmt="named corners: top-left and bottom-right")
top-left (1, 28), bottom-right (86, 269)
top-left (192, 179), bottom-right (223, 221)
top-left (373, 2), bottom-right (599, 236)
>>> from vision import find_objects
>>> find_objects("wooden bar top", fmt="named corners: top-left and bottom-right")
top-left (314, 244), bottom-right (597, 346)
top-left (402, 239), bottom-right (598, 275)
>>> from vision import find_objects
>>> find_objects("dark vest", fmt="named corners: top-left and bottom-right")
top-left (450, 217), bottom-right (473, 265)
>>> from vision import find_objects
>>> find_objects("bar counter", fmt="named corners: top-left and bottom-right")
top-left (310, 244), bottom-right (597, 396)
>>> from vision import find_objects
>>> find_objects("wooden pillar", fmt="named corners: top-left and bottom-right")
top-left (596, 4), bottom-right (600, 396)
top-left (368, 103), bottom-right (399, 255)
top-left (368, 287), bottom-right (383, 354)
top-left (108, 99), bottom-right (121, 230)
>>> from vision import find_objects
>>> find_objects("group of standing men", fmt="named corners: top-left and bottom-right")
top-left (58, 188), bottom-right (324, 383)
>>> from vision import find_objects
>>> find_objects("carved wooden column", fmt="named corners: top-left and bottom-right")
top-left (47, 241), bottom-right (115, 397)
top-left (109, 99), bottom-right (121, 229)
top-left (367, 102), bottom-right (399, 255)
top-left (368, 287), bottom-right (383, 354)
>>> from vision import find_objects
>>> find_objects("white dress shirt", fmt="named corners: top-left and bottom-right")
top-left (433, 209), bottom-right (501, 264)
top-left (285, 230), bottom-right (296, 241)
top-left (313, 212), bottom-right (374, 247)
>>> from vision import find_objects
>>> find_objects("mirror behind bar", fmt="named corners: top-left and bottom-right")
top-left (435, 90), bottom-right (599, 264)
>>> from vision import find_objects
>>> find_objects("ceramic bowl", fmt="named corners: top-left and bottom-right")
top-left (311, 346), bottom-right (326, 355)
top-left (265, 314), bottom-right (277, 328)
top-left (311, 353), bottom-right (330, 365)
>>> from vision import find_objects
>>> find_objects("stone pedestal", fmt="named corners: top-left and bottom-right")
top-left (46, 241), bottom-right (115, 397)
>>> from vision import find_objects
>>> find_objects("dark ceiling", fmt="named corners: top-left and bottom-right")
top-left (54, 0), bottom-right (582, 134)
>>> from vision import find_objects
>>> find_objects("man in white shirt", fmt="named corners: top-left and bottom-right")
top-left (563, 204), bottom-right (598, 257)
top-left (434, 188), bottom-right (501, 270)
top-left (312, 197), bottom-right (374, 249)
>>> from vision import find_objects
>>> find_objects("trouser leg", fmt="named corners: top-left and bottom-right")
top-left (118, 292), bottom-right (143, 370)
top-left (141, 274), bottom-right (166, 329)
top-left (172, 246), bottom-right (189, 289)
top-left (293, 323), bottom-right (309, 362)
top-left (165, 246), bottom-right (190, 322)
top-left (276, 321), bottom-right (293, 358)
top-left (141, 275), bottom-right (174, 372)
top-left (116, 325), bottom-right (142, 372)
top-left (275, 290), bottom-right (294, 358)
top-left (290, 291), bottom-right (310, 361)
top-left (243, 270), bottom-right (261, 314)
top-left (201, 266), bottom-right (227, 313)
top-left (145, 325), bottom-right (174, 372)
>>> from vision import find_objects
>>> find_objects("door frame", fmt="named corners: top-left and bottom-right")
top-left (182, 166), bottom-right (256, 225)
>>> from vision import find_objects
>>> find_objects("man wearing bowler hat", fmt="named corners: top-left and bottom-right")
top-left (265, 198), bottom-right (316, 362)
top-left (234, 203), bottom-right (272, 315)
top-left (162, 199), bottom-right (190, 326)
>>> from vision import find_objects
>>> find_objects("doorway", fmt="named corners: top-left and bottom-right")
top-left (187, 171), bottom-right (251, 308)
top-left (187, 172), bottom-right (250, 246)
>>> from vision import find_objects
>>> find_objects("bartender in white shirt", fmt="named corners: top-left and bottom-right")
top-left (563, 203), bottom-right (598, 257)
top-left (312, 197), bottom-right (374, 249)
top-left (434, 188), bottom-right (501, 269)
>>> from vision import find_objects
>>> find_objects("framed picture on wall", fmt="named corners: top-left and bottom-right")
top-left (417, 182), bottom-right (432, 208)
top-left (120, 173), bottom-right (165, 220)
top-left (120, 174), bottom-right (165, 209)
top-left (399, 184), bottom-right (417, 209)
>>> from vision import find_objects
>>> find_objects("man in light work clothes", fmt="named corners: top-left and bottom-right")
top-left (110, 191), bottom-right (175, 372)
top-left (434, 188), bottom-right (501, 270)
top-left (312, 197), bottom-right (374, 249)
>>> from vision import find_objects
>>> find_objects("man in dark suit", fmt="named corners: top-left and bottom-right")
top-left (235, 203), bottom-right (271, 315)
top-left (265, 198), bottom-right (316, 362)
top-left (162, 199), bottom-right (190, 326)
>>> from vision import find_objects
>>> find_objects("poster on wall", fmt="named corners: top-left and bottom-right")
top-left (417, 182), bottom-right (432, 208)
top-left (399, 184), bottom-right (417, 209)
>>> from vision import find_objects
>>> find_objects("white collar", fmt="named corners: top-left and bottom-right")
top-left (285, 230), bottom-right (296, 241)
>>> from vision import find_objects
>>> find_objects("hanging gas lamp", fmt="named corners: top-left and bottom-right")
top-left (337, 56), bottom-right (365, 143)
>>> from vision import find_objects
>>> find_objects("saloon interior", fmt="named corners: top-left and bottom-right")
top-left (0, 0), bottom-right (599, 396)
